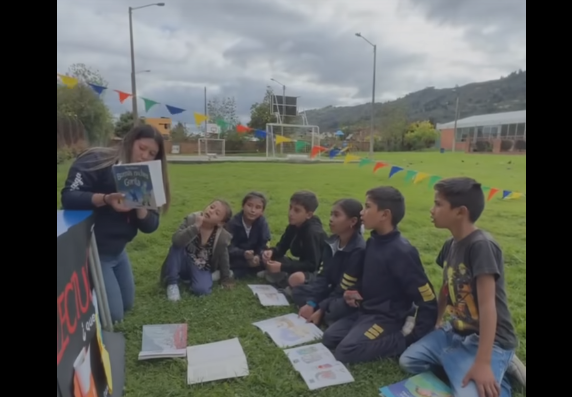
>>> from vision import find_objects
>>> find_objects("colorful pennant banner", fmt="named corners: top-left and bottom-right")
top-left (233, 125), bottom-right (525, 201)
top-left (57, 73), bottom-right (217, 127)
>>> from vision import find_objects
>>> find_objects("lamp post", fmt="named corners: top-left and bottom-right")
top-left (452, 86), bottom-right (460, 152)
top-left (355, 33), bottom-right (377, 157)
top-left (129, 3), bottom-right (165, 125)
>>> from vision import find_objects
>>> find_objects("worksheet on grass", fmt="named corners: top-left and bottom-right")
top-left (253, 313), bottom-right (323, 348)
top-left (248, 285), bottom-right (290, 306)
top-left (187, 338), bottom-right (249, 385)
top-left (298, 362), bottom-right (355, 390)
top-left (284, 343), bottom-right (338, 370)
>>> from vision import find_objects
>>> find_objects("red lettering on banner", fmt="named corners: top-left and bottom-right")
top-left (57, 257), bottom-right (92, 366)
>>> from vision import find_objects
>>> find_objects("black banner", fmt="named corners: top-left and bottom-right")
top-left (57, 215), bottom-right (109, 397)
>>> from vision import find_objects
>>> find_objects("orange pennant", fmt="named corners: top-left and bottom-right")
top-left (310, 146), bottom-right (327, 158)
top-left (373, 162), bottom-right (388, 173)
top-left (487, 188), bottom-right (499, 201)
top-left (115, 90), bottom-right (132, 103)
top-left (236, 124), bottom-right (252, 133)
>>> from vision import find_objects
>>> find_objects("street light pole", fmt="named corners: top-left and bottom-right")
top-left (452, 87), bottom-right (460, 152)
top-left (356, 33), bottom-right (377, 157)
top-left (128, 3), bottom-right (165, 126)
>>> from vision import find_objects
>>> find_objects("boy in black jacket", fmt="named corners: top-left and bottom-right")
top-left (261, 191), bottom-right (327, 289)
top-left (323, 187), bottom-right (438, 364)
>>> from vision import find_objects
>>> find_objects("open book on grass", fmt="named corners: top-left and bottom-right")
top-left (187, 338), bottom-right (249, 385)
top-left (253, 313), bottom-right (323, 348)
top-left (285, 343), bottom-right (354, 390)
top-left (139, 324), bottom-right (187, 360)
top-left (248, 285), bottom-right (290, 306)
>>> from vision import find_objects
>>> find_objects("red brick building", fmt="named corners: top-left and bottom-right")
top-left (437, 110), bottom-right (526, 154)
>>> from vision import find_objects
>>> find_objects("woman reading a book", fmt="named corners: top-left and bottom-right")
top-left (61, 124), bottom-right (171, 323)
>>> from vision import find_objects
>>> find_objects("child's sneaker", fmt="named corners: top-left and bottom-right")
top-left (507, 354), bottom-right (526, 390)
top-left (167, 285), bottom-right (181, 302)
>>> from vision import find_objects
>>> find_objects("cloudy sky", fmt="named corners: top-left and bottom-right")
top-left (57, 0), bottom-right (526, 123)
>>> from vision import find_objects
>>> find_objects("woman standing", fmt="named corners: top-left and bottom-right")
top-left (61, 125), bottom-right (170, 323)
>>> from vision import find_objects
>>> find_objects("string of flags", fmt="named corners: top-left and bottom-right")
top-left (234, 124), bottom-right (526, 201)
top-left (57, 73), bottom-right (228, 129)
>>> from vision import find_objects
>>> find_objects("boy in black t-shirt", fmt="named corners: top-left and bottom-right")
top-left (400, 177), bottom-right (526, 396)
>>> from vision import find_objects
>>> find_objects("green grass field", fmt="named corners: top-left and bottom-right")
top-left (57, 152), bottom-right (526, 396)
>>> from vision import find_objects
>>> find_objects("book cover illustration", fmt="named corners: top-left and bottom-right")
top-left (299, 362), bottom-right (355, 390)
top-left (140, 324), bottom-right (188, 360)
top-left (379, 372), bottom-right (452, 397)
top-left (285, 343), bottom-right (337, 370)
top-left (112, 164), bottom-right (156, 209)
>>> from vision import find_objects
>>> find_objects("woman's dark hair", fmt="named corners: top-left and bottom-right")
top-left (334, 198), bottom-right (363, 230)
top-left (242, 192), bottom-right (267, 209)
top-left (212, 199), bottom-right (233, 223)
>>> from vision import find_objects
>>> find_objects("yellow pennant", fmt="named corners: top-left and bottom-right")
top-left (414, 172), bottom-right (430, 184)
top-left (344, 154), bottom-right (360, 164)
top-left (506, 192), bottom-right (524, 200)
top-left (275, 135), bottom-right (293, 144)
top-left (194, 112), bottom-right (209, 126)
top-left (58, 74), bottom-right (78, 88)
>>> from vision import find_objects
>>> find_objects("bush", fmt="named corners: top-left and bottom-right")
top-left (515, 140), bottom-right (526, 151)
top-left (501, 140), bottom-right (514, 151)
top-left (474, 141), bottom-right (492, 152)
top-left (57, 143), bottom-right (87, 164)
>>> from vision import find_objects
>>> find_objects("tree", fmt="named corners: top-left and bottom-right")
top-left (68, 63), bottom-right (108, 87)
top-left (57, 64), bottom-right (113, 145)
top-left (113, 112), bottom-right (146, 137)
top-left (171, 122), bottom-right (188, 142)
top-left (248, 88), bottom-right (277, 130)
top-left (377, 103), bottom-right (409, 151)
top-left (405, 121), bottom-right (440, 150)
top-left (208, 97), bottom-right (240, 132)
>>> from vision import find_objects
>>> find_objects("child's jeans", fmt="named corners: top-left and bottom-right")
top-left (400, 323), bottom-right (514, 397)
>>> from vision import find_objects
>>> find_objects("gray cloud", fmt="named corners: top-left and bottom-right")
top-left (57, 0), bottom-right (526, 124)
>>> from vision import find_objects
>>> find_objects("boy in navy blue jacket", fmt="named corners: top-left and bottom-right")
top-left (226, 192), bottom-right (271, 278)
top-left (323, 187), bottom-right (438, 364)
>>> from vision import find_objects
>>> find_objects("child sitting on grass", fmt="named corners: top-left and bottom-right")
top-left (161, 200), bottom-right (234, 301)
top-left (400, 177), bottom-right (526, 396)
top-left (226, 192), bottom-right (271, 279)
top-left (261, 191), bottom-right (327, 289)
top-left (293, 198), bottom-right (366, 326)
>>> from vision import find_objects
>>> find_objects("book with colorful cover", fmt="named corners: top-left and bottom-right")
top-left (111, 160), bottom-right (165, 209)
top-left (379, 372), bottom-right (452, 397)
top-left (139, 324), bottom-right (187, 360)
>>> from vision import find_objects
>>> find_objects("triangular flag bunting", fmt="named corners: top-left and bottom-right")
top-left (58, 74), bottom-right (78, 88)
top-left (344, 154), bottom-right (360, 164)
top-left (194, 112), bottom-right (208, 125)
top-left (310, 146), bottom-right (327, 158)
top-left (236, 124), bottom-right (251, 133)
top-left (359, 158), bottom-right (374, 167)
top-left (115, 90), bottom-right (132, 103)
top-left (502, 190), bottom-right (512, 199)
top-left (89, 84), bottom-right (106, 95)
top-left (428, 176), bottom-right (442, 188)
top-left (166, 105), bottom-right (185, 115)
top-left (509, 192), bottom-right (524, 200)
top-left (295, 141), bottom-right (308, 152)
top-left (373, 162), bottom-right (388, 173)
top-left (389, 166), bottom-right (404, 178)
top-left (329, 149), bottom-right (341, 158)
top-left (216, 119), bottom-right (229, 130)
top-left (414, 172), bottom-right (430, 184)
top-left (404, 170), bottom-right (417, 183)
top-left (141, 98), bottom-right (160, 112)
top-left (487, 188), bottom-right (499, 201)
top-left (276, 135), bottom-right (293, 145)
top-left (255, 130), bottom-right (267, 139)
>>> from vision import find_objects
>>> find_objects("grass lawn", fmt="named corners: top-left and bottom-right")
top-left (57, 152), bottom-right (526, 396)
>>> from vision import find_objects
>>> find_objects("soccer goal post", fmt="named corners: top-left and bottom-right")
top-left (265, 123), bottom-right (321, 158)
top-left (198, 139), bottom-right (226, 156)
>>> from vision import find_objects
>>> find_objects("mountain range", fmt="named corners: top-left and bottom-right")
top-left (304, 70), bottom-right (526, 132)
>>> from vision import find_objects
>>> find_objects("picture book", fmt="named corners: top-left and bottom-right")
top-left (111, 160), bottom-right (165, 209)
top-left (253, 314), bottom-right (323, 348)
top-left (248, 285), bottom-right (290, 306)
top-left (139, 324), bottom-right (187, 360)
top-left (298, 362), bottom-right (355, 390)
top-left (284, 343), bottom-right (337, 370)
top-left (187, 338), bottom-right (249, 385)
top-left (379, 372), bottom-right (452, 397)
